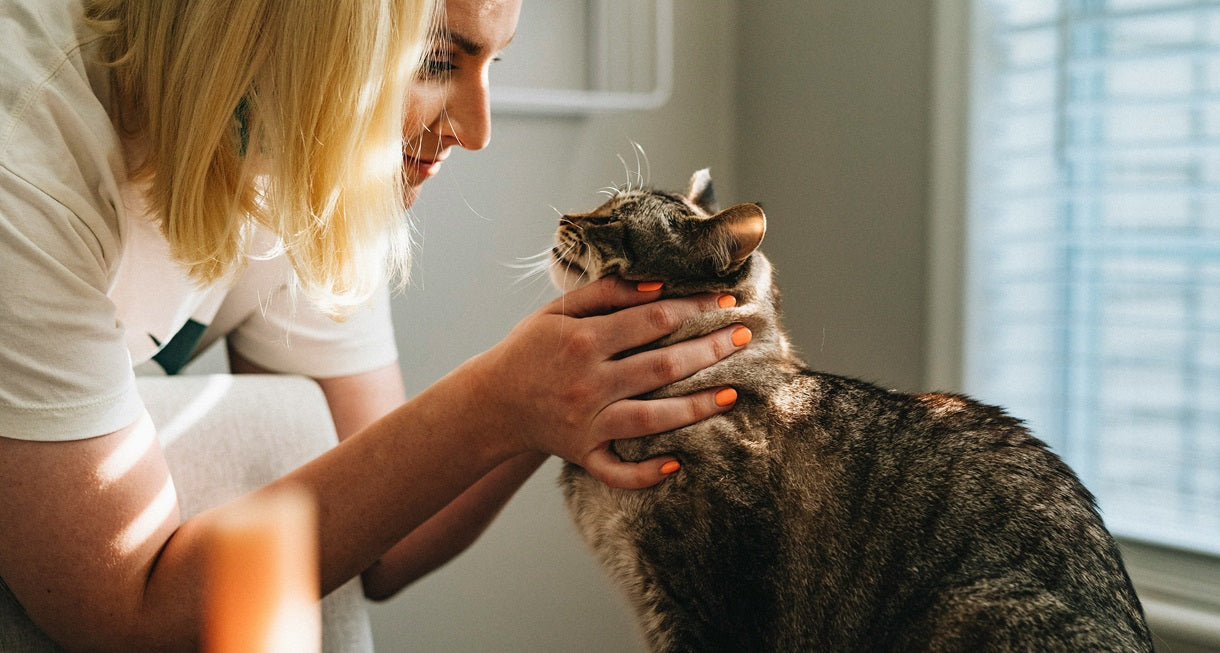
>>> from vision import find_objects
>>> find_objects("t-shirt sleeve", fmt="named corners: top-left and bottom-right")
top-left (0, 162), bottom-right (143, 441)
top-left (0, 8), bottom-right (145, 441)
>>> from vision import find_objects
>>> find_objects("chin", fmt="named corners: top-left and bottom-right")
top-left (549, 259), bottom-right (594, 293)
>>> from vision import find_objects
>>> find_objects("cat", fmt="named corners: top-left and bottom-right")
top-left (549, 169), bottom-right (1154, 652)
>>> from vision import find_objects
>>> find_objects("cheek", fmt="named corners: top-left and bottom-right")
top-left (403, 88), bottom-right (445, 139)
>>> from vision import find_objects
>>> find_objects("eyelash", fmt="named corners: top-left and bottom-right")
top-left (417, 52), bottom-right (504, 81)
top-left (419, 53), bottom-right (456, 80)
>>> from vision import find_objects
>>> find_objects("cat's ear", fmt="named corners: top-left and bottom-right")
top-left (687, 168), bottom-right (718, 213)
top-left (705, 202), bottom-right (766, 274)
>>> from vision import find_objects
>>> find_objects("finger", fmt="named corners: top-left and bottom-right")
top-left (609, 324), bottom-right (752, 399)
top-left (545, 276), bottom-right (665, 319)
top-left (596, 387), bottom-right (739, 441)
top-left (581, 446), bottom-right (681, 490)
top-left (590, 293), bottom-right (737, 354)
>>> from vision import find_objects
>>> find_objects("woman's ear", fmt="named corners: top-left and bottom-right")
top-left (703, 202), bottom-right (766, 274)
top-left (686, 168), bottom-right (718, 214)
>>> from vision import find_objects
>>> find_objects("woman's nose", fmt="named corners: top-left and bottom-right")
top-left (441, 73), bottom-right (492, 151)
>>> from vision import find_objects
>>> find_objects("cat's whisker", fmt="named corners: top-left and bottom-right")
top-left (505, 249), bottom-right (554, 270)
top-left (507, 257), bottom-right (553, 286)
top-left (617, 154), bottom-right (632, 193)
top-left (506, 240), bottom-right (578, 286)
top-left (633, 141), bottom-right (652, 187)
top-left (630, 141), bottom-right (646, 190)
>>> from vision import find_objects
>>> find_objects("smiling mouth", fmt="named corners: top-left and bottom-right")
top-left (403, 154), bottom-right (443, 181)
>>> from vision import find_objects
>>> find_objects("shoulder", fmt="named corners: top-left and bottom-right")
top-left (1, 0), bottom-right (108, 145)
top-left (0, 0), bottom-right (144, 441)
top-left (0, 0), bottom-right (126, 266)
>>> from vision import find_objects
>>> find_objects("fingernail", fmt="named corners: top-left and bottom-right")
top-left (731, 326), bottom-right (752, 347)
top-left (714, 387), bottom-right (738, 407)
top-left (636, 281), bottom-right (663, 292)
top-left (660, 460), bottom-right (681, 475)
top-left (717, 294), bottom-right (737, 309)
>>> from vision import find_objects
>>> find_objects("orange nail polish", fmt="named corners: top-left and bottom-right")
top-left (731, 326), bottom-right (752, 347)
top-left (718, 294), bottom-right (737, 309)
top-left (636, 281), bottom-right (663, 292)
top-left (714, 387), bottom-right (738, 407)
top-left (660, 460), bottom-right (681, 475)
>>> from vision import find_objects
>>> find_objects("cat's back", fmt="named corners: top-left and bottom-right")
top-left (566, 366), bottom-right (1152, 650)
top-left (768, 370), bottom-right (1153, 651)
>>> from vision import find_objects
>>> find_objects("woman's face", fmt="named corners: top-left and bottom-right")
top-left (402, 0), bottom-right (522, 205)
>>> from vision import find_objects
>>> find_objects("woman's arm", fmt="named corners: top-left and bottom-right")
top-left (0, 277), bottom-right (744, 650)
top-left (230, 353), bottom-right (549, 599)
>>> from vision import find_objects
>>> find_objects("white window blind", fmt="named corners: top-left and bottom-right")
top-left (966, 0), bottom-right (1220, 554)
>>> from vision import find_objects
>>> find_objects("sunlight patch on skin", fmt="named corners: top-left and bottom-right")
top-left (114, 479), bottom-right (178, 554)
top-left (98, 412), bottom-right (157, 486)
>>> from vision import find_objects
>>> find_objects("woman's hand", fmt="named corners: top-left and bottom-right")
top-left (462, 276), bottom-right (748, 489)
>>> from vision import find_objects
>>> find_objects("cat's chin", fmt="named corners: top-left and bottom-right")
top-left (549, 258), bottom-right (597, 293)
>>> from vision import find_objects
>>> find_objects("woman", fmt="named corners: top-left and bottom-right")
top-left (0, 0), bottom-right (748, 649)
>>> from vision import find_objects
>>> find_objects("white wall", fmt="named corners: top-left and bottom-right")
top-left (735, 1), bottom-right (933, 392)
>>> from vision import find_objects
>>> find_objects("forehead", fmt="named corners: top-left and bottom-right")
top-left (589, 191), bottom-right (698, 217)
top-left (443, 0), bottom-right (520, 50)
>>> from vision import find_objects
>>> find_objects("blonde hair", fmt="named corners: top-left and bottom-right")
top-left (85, 0), bottom-right (438, 316)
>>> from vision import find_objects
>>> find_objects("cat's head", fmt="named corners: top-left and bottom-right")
top-left (550, 169), bottom-right (767, 294)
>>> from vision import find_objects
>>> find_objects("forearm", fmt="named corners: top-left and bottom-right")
top-left (362, 451), bottom-right (548, 600)
top-left (238, 351), bottom-right (546, 599)
top-left (5, 278), bottom-right (741, 650)
top-left (139, 365), bottom-right (518, 645)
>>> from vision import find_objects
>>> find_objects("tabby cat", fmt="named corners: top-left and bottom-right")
top-left (550, 170), bottom-right (1153, 652)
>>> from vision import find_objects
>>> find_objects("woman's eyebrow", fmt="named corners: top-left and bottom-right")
top-left (439, 30), bottom-right (485, 56)
top-left (438, 29), bottom-right (515, 57)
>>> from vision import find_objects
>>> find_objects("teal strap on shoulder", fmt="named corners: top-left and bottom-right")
top-left (234, 97), bottom-right (250, 156)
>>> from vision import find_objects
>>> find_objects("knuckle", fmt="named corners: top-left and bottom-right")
top-left (627, 403), bottom-right (659, 435)
top-left (559, 408), bottom-right (584, 433)
top-left (562, 379), bottom-right (597, 409)
top-left (646, 303), bottom-right (681, 333)
top-left (564, 326), bottom-right (601, 358)
top-left (684, 395), bottom-right (706, 423)
top-left (650, 352), bottom-right (683, 384)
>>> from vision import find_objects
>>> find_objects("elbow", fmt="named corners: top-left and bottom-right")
top-left (360, 564), bottom-right (397, 602)
top-left (360, 563), bottom-right (433, 603)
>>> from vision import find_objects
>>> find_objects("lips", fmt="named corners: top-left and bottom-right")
top-left (403, 153), bottom-right (444, 182)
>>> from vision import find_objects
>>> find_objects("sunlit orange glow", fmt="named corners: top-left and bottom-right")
top-left (203, 487), bottom-right (320, 653)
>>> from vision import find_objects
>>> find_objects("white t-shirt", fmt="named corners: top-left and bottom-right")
top-left (0, 0), bottom-right (399, 442)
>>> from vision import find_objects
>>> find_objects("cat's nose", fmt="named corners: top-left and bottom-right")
top-left (559, 215), bottom-right (576, 226)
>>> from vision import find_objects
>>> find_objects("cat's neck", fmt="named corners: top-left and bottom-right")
top-left (651, 253), bottom-right (798, 397)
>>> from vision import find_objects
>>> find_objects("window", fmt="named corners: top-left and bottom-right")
top-left (962, 0), bottom-right (1220, 558)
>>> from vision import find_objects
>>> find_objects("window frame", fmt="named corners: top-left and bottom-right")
top-left (928, 0), bottom-right (1220, 646)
